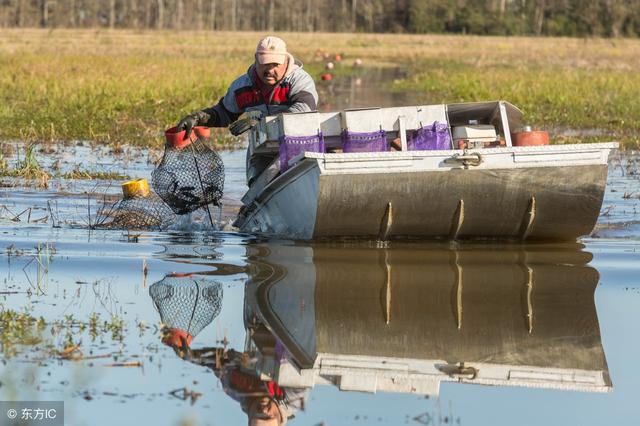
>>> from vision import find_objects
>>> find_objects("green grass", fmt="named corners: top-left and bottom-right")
top-left (394, 60), bottom-right (640, 146)
top-left (0, 30), bottom-right (249, 147)
top-left (1, 53), bottom-right (237, 147)
top-left (1, 30), bottom-right (640, 147)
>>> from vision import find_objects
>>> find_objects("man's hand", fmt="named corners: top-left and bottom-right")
top-left (176, 113), bottom-right (200, 139)
top-left (229, 110), bottom-right (262, 136)
top-left (176, 110), bottom-right (213, 139)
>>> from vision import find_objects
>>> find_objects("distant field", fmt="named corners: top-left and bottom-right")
top-left (1, 29), bottom-right (639, 147)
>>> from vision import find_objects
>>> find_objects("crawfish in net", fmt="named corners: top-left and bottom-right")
top-left (149, 274), bottom-right (224, 347)
top-left (152, 127), bottom-right (225, 215)
top-left (95, 192), bottom-right (177, 231)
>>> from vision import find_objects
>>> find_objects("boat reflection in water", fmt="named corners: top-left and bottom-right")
top-left (156, 242), bottom-right (611, 424)
top-left (245, 242), bottom-right (611, 397)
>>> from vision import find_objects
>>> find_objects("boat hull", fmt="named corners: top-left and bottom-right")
top-left (236, 144), bottom-right (615, 241)
top-left (314, 164), bottom-right (607, 240)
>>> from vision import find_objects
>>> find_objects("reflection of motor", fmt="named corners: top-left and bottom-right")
top-left (149, 273), bottom-right (224, 349)
top-left (152, 127), bottom-right (225, 215)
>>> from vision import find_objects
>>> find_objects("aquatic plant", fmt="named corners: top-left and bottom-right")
top-left (0, 308), bottom-right (45, 358)
top-left (0, 143), bottom-right (50, 187)
top-left (61, 166), bottom-right (130, 180)
top-left (0, 152), bottom-right (7, 173)
top-left (0, 307), bottom-right (136, 359)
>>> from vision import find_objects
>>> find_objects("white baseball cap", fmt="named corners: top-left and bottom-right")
top-left (255, 36), bottom-right (288, 65)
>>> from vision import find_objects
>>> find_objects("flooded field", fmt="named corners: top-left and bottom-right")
top-left (1, 70), bottom-right (640, 425)
top-left (1, 140), bottom-right (639, 425)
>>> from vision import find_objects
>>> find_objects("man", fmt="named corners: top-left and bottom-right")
top-left (247, 396), bottom-right (287, 426)
top-left (169, 345), bottom-right (306, 425)
top-left (176, 36), bottom-right (319, 184)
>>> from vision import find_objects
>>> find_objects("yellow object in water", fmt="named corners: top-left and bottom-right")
top-left (122, 178), bottom-right (150, 199)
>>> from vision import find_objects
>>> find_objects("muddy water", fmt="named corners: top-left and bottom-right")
top-left (1, 73), bottom-right (640, 425)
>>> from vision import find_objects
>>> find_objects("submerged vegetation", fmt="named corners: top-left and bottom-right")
top-left (0, 143), bottom-right (50, 187)
top-left (0, 307), bottom-right (133, 359)
top-left (0, 308), bottom-right (46, 358)
top-left (61, 167), bottom-right (130, 180)
top-left (0, 143), bottom-right (129, 184)
top-left (1, 29), bottom-right (639, 147)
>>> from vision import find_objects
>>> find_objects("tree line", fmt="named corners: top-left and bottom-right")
top-left (0, 0), bottom-right (638, 37)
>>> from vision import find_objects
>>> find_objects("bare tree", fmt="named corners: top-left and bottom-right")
top-left (176, 0), bottom-right (183, 29)
top-left (144, 0), bottom-right (152, 28)
top-left (305, 0), bottom-right (313, 31)
top-left (126, 0), bottom-right (137, 27)
top-left (2, 0), bottom-right (640, 37)
top-left (156, 0), bottom-right (163, 29)
top-left (603, 0), bottom-right (630, 37)
top-left (231, 0), bottom-right (236, 30)
top-left (268, 0), bottom-right (274, 30)
top-left (195, 0), bottom-right (202, 30)
top-left (351, 0), bottom-right (357, 31)
top-left (108, 0), bottom-right (115, 28)
top-left (533, 0), bottom-right (546, 35)
top-left (210, 0), bottom-right (217, 29)
top-left (16, 0), bottom-right (27, 27)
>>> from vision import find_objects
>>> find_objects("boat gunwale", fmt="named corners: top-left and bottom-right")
top-left (303, 141), bottom-right (620, 161)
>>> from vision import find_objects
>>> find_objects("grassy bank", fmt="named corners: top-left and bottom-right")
top-left (1, 29), bottom-right (639, 147)
top-left (392, 38), bottom-right (640, 146)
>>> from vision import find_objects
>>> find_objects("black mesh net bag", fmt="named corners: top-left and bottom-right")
top-left (149, 273), bottom-right (224, 348)
top-left (151, 126), bottom-right (225, 215)
top-left (95, 179), bottom-right (176, 230)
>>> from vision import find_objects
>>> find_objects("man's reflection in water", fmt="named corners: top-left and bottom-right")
top-left (150, 272), bottom-right (306, 425)
top-left (173, 346), bottom-right (306, 425)
top-left (155, 343), bottom-right (306, 425)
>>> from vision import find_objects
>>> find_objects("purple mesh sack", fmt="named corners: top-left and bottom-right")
top-left (279, 132), bottom-right (324, 171)
top-left (408, 121), bottom-right (451, 151)
top-left (342, 130), bottom-right (388, 153)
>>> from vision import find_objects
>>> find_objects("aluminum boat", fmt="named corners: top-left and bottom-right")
top-left (234, 101), bottom-right (617, 241)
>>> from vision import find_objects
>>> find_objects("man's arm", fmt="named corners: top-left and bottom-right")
top-left (176, 78), bottom-right (245, 134)
top-left (286, 70), bottom-right (318, 113)
top-left (203, 86), bottom-right (244, 127)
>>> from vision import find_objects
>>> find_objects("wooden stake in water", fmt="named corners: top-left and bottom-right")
top-left (189, 144), bottom-right (214, 228)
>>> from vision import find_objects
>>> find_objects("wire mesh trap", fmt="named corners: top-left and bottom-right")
top-left (152, 127), bottom-right (225, 216)
top-left (93, 179), bottom-right (177, 231)
top-left (149, 274), bottom-right (224, 347)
